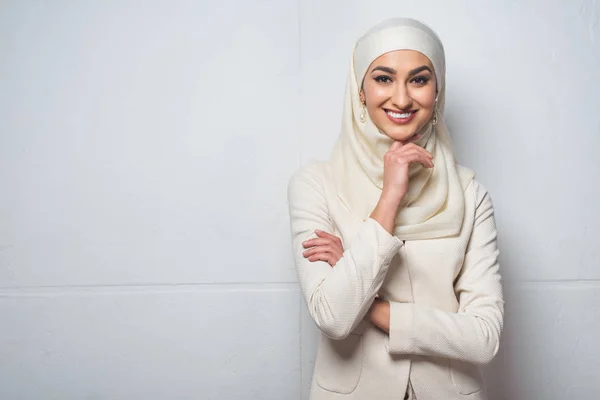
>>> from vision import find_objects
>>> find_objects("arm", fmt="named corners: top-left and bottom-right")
top-left (287, 164), bottom-right (402, 340)
top-left (386, 182), bottom-right (504, 365)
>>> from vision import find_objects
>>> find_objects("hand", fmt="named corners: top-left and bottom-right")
top-left (382, 141), bottom-right (433, 203)
top-left (302, 230), bottom-right (344, 267)
top-left (368, 299), bottom-right (390, 333)
top-left (370, 141), bottom-right (433, 234)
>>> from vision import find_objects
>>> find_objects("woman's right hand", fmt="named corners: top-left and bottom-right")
top-left (382, 141), bottom-right (433, 201)
top-left (370, 141), bottom-right (433, 233)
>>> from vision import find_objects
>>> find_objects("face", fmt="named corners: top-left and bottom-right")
top-left (360, 50), bottom-right (437, 143)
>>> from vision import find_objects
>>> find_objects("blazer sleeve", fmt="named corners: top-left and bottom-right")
top-left (387, 181), bottom-right (504, 364)
top-left (287, 163), bottom-right (403, 340)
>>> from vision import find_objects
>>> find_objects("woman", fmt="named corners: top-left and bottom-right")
top-left (287, 18), bottom-right (503, 400)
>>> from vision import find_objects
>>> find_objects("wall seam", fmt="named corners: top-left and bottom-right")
top-left (296, 0), bottom-right (304, 398)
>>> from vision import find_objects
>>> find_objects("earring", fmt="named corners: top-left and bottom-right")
top-left (432, 109), bottom-right (438, 126)
top-left (359, 102), bottom-right (367, 123)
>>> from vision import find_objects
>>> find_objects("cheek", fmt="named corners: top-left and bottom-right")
top-left (363, 83), bottom-right (388, 106)
top-left (372, 86), bottom-right (389, 97)
top-left (412, 88), bottom-right (437, 110)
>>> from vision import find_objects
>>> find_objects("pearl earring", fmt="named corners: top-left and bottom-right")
top-left (359, 102), bottom-right (367, 123)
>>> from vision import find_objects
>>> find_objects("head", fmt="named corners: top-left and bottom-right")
top-left (359, 50), bottom-right (437, 143)
top-left (331, 19), bottom-right (471, 241)
top-left (352, 18), bottom-right (446, 144)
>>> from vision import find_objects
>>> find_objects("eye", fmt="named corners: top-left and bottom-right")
top-left (374, 75), bottom-right (393, 84)
top-left (411, 75), bottom-right (430, 86)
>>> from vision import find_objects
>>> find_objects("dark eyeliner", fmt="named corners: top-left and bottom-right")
top-left (374, 75), bottom-right (393, 83)
top-left (411, 75), bottom-right (430, 84)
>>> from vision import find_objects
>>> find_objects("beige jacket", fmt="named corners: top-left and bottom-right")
top-left (287, 162), bottom-right (504, 400)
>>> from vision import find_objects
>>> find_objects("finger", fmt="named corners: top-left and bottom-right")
top-left (303, 247), bottom-right (321, 257)
top-left (417, 147), bottom-right (433, 161)
top-left (303, 245), bottom-right (342, 258)
top-left (397, 143), bottom-right (433, 159)
top-left (389, 148), bottom-right (430, 165)
top-left (415, 151), bottom-right (434, 168)
top-left (315, 230), bottom-right (335, 239)
top-left (411, 151), bottom-right (434, 167)
top-left (390, 141), bottom-right (403, 151)
top-left (393, 149), bottom-right (434, 168)
top-left (303, 238), bottom-right (336, 248)
top-left (333, 250), bottom-right (344, 262)
top-left (307, 252), bottom-right (338, 267)
top-left (404, 152), bottom-right (434, 168)
top-left (315, 231), bottom-right (343, 246)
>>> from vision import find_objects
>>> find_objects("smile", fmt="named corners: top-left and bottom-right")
top-left (385, 109), bottom-right (417, 124)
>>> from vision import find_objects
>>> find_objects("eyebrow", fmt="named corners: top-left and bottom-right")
top-left (407, 65), bottom-right (432, 76)
top-left (371, 66), bottom-right (396, 75)
top-left (370, 65), bottom-right (432, 76)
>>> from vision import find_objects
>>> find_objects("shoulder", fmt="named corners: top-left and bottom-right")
top-left (457, 164), bottom-right (494, 208)
top-left (288, 160), bottom-right (327, 185)
top-left (287, 161), bottom-right (330, 202)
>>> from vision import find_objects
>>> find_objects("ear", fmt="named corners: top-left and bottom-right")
top-left (359, 89), bottom-right (365, 104)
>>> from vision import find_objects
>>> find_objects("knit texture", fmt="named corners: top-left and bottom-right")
top-left (288, 162), bottom-right (504, 400)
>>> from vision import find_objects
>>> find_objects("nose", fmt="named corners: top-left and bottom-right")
top-left (391, 84), bottom-right (412, 110)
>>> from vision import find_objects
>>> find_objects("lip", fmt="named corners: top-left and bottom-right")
top-left (385, 109), bottom-right (418, 124)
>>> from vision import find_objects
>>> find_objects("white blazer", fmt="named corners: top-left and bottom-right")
top-left (287, 162), bottom-right (504, 400)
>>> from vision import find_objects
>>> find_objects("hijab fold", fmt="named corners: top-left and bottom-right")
top-left (329, 18), bottom-right (474, 240)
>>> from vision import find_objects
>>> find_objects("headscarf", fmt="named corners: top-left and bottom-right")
top-left (330, 18), bottom-right (475, 240)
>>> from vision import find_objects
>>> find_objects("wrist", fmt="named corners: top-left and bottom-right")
top-left (370, 195), bottom-right (401, 234)
top-left (378, 191), bottom-right (403, 209)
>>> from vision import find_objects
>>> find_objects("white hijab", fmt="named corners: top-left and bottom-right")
top-left (330, 18), bottom-right (474, 240)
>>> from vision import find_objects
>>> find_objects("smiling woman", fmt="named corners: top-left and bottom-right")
top-left (360, 51), bottom-right (437, 143)
top-left (287, 18), bottom-right (504, 400)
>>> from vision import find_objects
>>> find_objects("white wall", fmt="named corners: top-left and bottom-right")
top-left (1, 1), bottom-right (598, 399)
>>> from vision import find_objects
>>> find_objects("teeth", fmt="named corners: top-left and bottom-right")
top-left (387, 110), bottom-right (412, 119)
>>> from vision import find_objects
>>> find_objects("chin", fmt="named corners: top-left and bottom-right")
top-left (377, 119), bottom-right (431, 143)
top-left (379, 126), bottom-right (419, 142)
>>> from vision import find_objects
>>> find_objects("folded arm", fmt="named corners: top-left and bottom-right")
top-left (287, 164), bottom-right (403, 340)
top-left (387, 184), bottom-right (504, 364)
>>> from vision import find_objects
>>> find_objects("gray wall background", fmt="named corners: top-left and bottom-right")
top-left (1, 1), bottom-right (599, 399)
